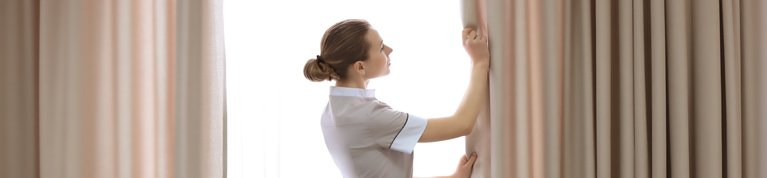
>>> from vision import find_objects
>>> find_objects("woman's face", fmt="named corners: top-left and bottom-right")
top-left (362, 28), bottom-right (393, 79)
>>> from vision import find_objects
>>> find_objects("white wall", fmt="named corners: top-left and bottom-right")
top-left (225, 1), bottom-right (472, 177)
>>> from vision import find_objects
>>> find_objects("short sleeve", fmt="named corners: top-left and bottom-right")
top-left (368, 101), bottom-right (427, 154)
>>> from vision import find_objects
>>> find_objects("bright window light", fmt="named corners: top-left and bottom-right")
top-left (225, 1), bottom-right (471, 177)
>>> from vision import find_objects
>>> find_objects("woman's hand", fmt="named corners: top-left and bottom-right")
top-left (451, 153), bottom-right (478, 178)
top-left (462, 27), bottom-right (490, 65)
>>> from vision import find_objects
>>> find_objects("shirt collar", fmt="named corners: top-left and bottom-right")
top-left (329, 86), bottom-right (376, 98)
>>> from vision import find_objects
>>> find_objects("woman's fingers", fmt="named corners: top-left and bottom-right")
top-left (464, 153), bottom-right (477, 167)
top-left (463, 28), bottom-right (472, 40)
top-left (465, 30), bottom-right (486, 42)
top-left (464, 26), bottom-right (489, 44)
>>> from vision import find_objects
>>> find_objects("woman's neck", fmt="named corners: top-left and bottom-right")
top-left (335, 79), bottom-right (368, 89)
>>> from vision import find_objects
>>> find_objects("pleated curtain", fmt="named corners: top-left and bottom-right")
top-left (462, 0), bottom-right (767, 177)
top-left (0, 0), bottom-right (226, 178)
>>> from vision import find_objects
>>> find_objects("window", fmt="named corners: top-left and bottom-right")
top-left (225, 1), bottom-right (471, 177)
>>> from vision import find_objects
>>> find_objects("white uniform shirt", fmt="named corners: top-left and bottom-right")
top-left (321, 86), bottom-right (428, 178)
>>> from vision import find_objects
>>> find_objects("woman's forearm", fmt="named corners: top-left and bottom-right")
top-left (453, 60), bottom-right (489, 134)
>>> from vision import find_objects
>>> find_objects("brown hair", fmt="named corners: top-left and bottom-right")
top-left (304, 19), bottom-right (371, 82)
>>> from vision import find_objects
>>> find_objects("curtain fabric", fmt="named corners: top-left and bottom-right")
top-left (1, 0), bottom-right (226, 178)
top-left (0, 0), bottom-right (39, 178)
top-left (463, 0), bottom-right (767, 178)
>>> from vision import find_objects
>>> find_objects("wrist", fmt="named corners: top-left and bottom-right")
top-left (472, 61), bottom-right (489, 71)
top-left (472, 60), bottom-right (489, 66)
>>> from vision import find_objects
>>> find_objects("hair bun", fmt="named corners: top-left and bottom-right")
top-left (303, 57), bottom-right (339, 82)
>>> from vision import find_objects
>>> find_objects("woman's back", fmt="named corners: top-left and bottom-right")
top-left (321, 86), bottom-right (427, 177)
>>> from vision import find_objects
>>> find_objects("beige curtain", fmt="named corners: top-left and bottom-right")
top-left (463, 0), bottom-right (767, 178)
top-left (0, 0), bottom-right (39, 178)
top-left (1, 0), bottom-right (226, 177)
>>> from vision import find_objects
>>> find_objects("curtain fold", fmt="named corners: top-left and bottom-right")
top-left (463, 0), bottom-right (767, 177)
top-left (648, 0), bottom-right (668, 177)
top-left (1, 0), bottom-right (226, 177)
top-left (0, 0), bottom-right (39, 178)
top-left (742, 0), bottom-right (767, 177)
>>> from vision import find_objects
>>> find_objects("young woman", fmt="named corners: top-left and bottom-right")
top-left (304, 19), bottom-right (489, 178)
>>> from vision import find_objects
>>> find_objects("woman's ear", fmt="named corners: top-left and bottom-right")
top-left (354, 61), bottom-right (366, 75)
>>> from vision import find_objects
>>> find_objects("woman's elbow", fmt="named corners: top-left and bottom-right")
top-left (460, 120), bottom-right (475, 136)
top-left (449, 114), bottom-right (476, 137)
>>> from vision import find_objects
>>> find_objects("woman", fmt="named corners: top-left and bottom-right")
top-left (304, 19), bottom-right (489, 178)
